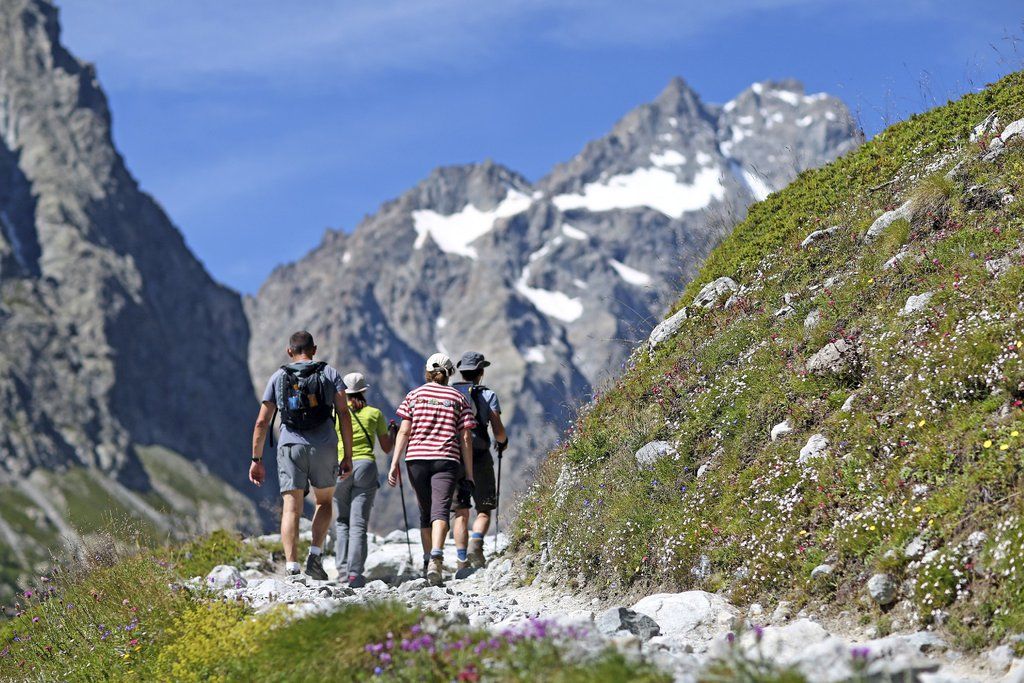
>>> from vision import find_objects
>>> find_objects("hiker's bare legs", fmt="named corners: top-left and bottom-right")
top-left (420, 527), bottom-right (431, 556)
top-left (431, 519), bottom-right (449, 552)
top-left (453, 508), bottom-right (470, 551)
top-left (281, 490), bottom-right (304, 563)
top-left (310, 486), bottom-right (334, 548)
top-left (472, 511), bottom-right (491, 536)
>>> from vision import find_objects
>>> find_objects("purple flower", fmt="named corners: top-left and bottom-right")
top-left (374, 666), bottom-right (382, 676)
top-left (753, 625), bottom-right (764, 642)
top-left (726, 632), bottom-right (735, 644)
top-left (23, 591), bottom-right (32, 599)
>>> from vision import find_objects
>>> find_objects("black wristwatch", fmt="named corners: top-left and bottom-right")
top-left (251, 456), bottom-right (263, 463)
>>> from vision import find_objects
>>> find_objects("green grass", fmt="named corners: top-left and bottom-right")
top-left (0, 534), bottom-right (671, 683)
top-left (514, 70), bottom-right (1024, 647)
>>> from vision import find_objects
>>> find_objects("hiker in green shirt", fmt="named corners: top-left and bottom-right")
top-left (333, 372), bottom-right (395, 588)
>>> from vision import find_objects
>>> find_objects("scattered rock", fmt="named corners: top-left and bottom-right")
top-left (798, 434), bottom-right (829, 464)
top-left (970, 112), bottom-right (999, 142)
top-left (810, 564), bottom-right (833, 580)
top-left (883, 249), bottom-right (909, 270)
top-left (806, 338), bottom-right (857, 375)
top-left (866, 201), bottom-right (913, 241)
top-left (840, 393), bottom-right (858, 412)
top-left (694, 277), bottom-right (739, 308)
top-left (804, 308), bottom-right (822, 330)
top-left (986, 644), bottom-right (1013, 673)
top-left (771, 601), bottom-right (792, 624)
top-left (904, 536), bottom-right (926, 560)
top-left (986, 256), bottom-right (1011, 278)
top-left (1000, 117), bottom-right (1024, 143)
top-left (868, 573), bottom-right (897, 606)
top-left (801, 225), bottom-right (842, 249)
top-left (899, 292), bottom-right (934, 316)
top-left (635, 440), bottom-right (676, 467)
top-left (983, 136), bottom-right (1005, 162)
top-left (964, 184), bottom-right (1002, 211)
top-left (206, 565), bottom-right (246, 590)
top-left (648, 307), bottom-right (689, 349)
top-left (770, 419), bottom-right (793, 442)
top-left (631, 591), bottom-right (737, 649)
top-left (690, 555), bottom-right (711, 581)
top-left (774, 305), bottom-right (796, 318)
top-left (966, 531), bottom-right (988, 551)
top-left (596, 607), bottom-right (661, 641)
top-left (696, 463), bottom-right (709, 478)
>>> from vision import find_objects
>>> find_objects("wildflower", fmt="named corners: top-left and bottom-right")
top-left (23, 591), bottom-right (32, 599)
top-left (984, 440), bottom-right (993, 448)
top-left (1012, 431), bottom-right (1020, 437)
top-left (1000, 444), bottom-right (1009, 451)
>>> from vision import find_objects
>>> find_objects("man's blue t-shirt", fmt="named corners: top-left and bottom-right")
top-left (262, 361), bottom-right (345, 447)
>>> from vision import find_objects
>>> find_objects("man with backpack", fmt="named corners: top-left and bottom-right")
top-left (451, 351), bottom-right (507, 569)
top-left (249, 331), bottom-right (353, 580)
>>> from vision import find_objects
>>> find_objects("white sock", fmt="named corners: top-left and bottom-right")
top-left (286, 561), bottom-right (301, 572)
top-left (309, 545), bottom-right (322, 556)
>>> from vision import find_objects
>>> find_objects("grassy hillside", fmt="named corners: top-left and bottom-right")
top-left (514, 70), bottom-right (1024, 647)
top-left (0, 533), bottom-right (669, 682)
top-left (0, 447), bottom-right (258, 600)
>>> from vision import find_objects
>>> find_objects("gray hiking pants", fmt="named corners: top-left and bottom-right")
top-left (334, 459), bottom-right (379, 577)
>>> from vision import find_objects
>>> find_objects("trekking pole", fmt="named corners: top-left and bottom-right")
top-left (493, 444), bottom-right (503, 554)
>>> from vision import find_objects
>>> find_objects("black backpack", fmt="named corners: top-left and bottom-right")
top-left (467, 384), bottom-right (493, 450)
top-left (275, 361), bottom-right (335, 432)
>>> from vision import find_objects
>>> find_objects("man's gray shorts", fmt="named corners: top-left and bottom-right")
top-left (277, 443), bottom-right (339, 493)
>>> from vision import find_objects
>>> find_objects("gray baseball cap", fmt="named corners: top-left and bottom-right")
top-left (457, 351), bottom-right (490, 371)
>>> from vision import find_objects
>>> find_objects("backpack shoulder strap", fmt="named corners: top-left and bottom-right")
top-left (350, 409), bottom-right (373, 446)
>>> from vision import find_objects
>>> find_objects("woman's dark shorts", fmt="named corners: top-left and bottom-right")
top-left (453, 448), bottom-right (497, 513)
top-left (407, 458), bottom-right (459, 528)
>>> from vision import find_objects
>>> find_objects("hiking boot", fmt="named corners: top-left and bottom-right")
top-left (305, 553), bottom-right (328, 581)
top-left (347, 573), bottom-right (366, 589)
top-left (467, 537), bottom-right (486, 569)
top-left (456, 557), bottom-right (469, 572)
top-left (426, 556), bottom-right (444, 586)
top-left (286, 564), bottom-right (301, 576)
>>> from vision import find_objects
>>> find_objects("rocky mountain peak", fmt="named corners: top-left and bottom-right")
top-left (406, 160), bottom-right (532, 215)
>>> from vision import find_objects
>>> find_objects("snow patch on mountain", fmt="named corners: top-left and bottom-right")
top-left (609, 259), bottom-right (653, 286)
top-left (523, 346), bottom-right (546, 364)
top-left (552, 166), bottom-right (726, 219)
top-left (413, 189), bottom-right (532, 258)
top-left (561, 224), bottom-right (588, 240)
top-left (649, 149), bottom-right (686, 168)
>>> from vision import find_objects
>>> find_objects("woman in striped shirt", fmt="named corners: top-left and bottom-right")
top-left (388, 353), bottom-right (476, 586)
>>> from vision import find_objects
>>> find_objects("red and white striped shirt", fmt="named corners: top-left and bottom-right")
top-left (397, 382), bottom-right (477, 461)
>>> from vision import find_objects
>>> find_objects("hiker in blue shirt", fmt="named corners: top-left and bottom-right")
top-left (450, 351), bottom-right (507, 569)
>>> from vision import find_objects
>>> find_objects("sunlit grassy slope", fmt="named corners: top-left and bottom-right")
top-left (515, 70), bottom-right (1024, 647)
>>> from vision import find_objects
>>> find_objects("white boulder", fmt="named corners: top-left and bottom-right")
top-left (631, 591), bottom-right (736, 651)
top-left (206, 564), bottom-right (245, 590)
top-left (694, 277), bottom-right (739, 308)
top-left (798, 434), bottom-right (829, 464)
top-left (899, 291), bottom-right (934, 316)
top-left (770, 420), bottom-right (793, 442)
top-left (866, 201), bottom-right (913, 241)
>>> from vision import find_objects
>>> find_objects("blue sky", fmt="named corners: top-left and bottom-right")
top-left (57, 1), bottom-right (1023, 293)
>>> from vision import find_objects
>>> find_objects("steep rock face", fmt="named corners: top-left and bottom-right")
top-left (0, 0), bottom-right (261, 581)
top-left (249, 78), bottom-right (861, 528)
